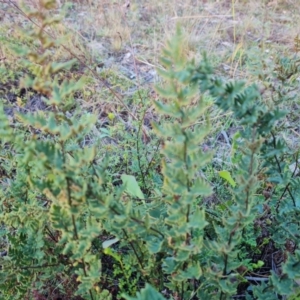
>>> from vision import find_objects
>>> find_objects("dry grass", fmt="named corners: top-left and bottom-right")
top-left (0, 0), bottom-right (299, 137)
top-left (1, 0), bottom-right (299, 78)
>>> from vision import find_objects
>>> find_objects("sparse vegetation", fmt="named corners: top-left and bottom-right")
top-left (0, 0), bottom-right (300, 299)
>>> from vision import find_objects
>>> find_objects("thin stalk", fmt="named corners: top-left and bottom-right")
top-left (122, 229), bottom-right (144, 270)
top-left (136, 109), bottom-right (147, 191)
top-left (61, 143), bottom-right (94, 300)
top-left (271, 132), bottom-right (296, 211)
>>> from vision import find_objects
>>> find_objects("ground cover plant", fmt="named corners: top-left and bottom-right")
top-left (0, 0), bottom-right (300, 299)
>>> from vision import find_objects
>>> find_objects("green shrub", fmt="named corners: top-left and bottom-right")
top-left (1, 1), bottom-right (300, 300)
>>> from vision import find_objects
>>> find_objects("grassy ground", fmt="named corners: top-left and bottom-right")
top-left (1, 1), bottom-right (299, 114)
top-left (1, 0), bottom-right (299, 163)
top-left (1, 0), bottom-right (299, 107)
top-left (0, 0), bottom-right (300, 299)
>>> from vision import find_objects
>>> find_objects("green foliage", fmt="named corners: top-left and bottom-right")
top-left (1, 2), bottom-right (300, 299)
top-left (122, 284), bottom-right (166, 300)
top-left (219, 170), bottom-right (236, 187)
top-left (121, 174), bottom-right (145, 200)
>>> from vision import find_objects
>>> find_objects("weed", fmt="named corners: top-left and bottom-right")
top-left (1, 0), bottom-right (300, 300)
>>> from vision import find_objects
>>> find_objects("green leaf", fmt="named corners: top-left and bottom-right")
top-left (162, 257), bottom-right (177, 273)
top-left (282, 250), bottom-right (300, 280)
top-left (121, 174), bottom-right (145, 199)
top-left (252, 260), bottom-right (264, 269)
top-left (219, 278), bottom-right (237, 295)
top-left (103, 248), bottom-right (122, 263)
top-left (190, 178), bottom-right (212, 196)
top-left (146, 237), bottom-right (164, 254)
top-left (270, 272), bottom-right (294, 296)
top-left (122, 284), bottom-right (166, 300)
top-left (189, 208), bottom-right (208, 230)
top-left (219, 170), bottom-right (236, 187)
top-left (174, 262), bottom-right (202, 281)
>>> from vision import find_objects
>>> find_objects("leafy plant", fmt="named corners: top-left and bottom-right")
top-left (1, 1), bottom-right (300, 299)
